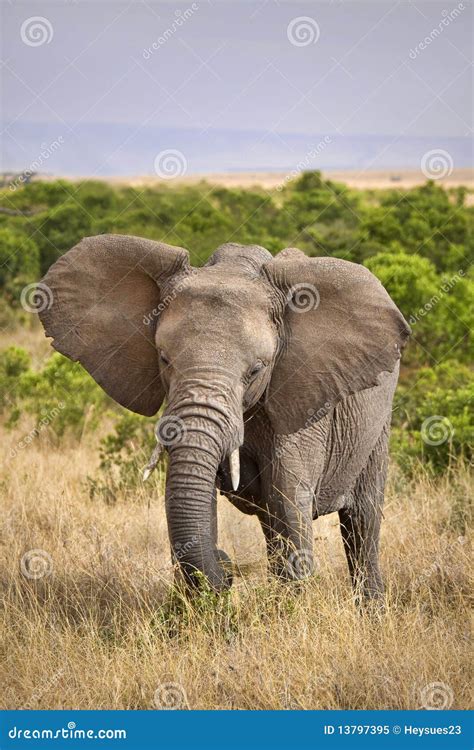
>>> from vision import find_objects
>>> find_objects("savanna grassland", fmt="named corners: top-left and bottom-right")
top-left (0, 173), bottom-right (472, 709)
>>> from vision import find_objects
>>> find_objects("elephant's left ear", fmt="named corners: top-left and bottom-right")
top-left (262, 248), bottom-right (411, 435)
top-left (38, 234), bottom-right (190, 416)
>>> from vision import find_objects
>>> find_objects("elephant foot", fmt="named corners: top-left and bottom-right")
top-left (275, 547), bottom-right (315, 582)
top-left (174, 549), bottom-right (233, 594)
top-left (354, 585), bottom-right (386, 614)
top-left (216, 549), bottom-right (234, 589)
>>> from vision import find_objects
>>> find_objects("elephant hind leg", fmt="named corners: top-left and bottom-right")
top-left (339, 424), bottom-right (390, 603)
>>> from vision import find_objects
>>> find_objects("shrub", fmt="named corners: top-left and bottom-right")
top-left (88, 411), bottom-right (161, 503)
top-left (392, 360), bottom-right (473, 474)
top-left (0, 348), bottom-right (111, 438)
top-left (0, 227), bottom-right (40, 304)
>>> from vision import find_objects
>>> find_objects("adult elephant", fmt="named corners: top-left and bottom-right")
top-left (38, 236), bottom-right (410, 600)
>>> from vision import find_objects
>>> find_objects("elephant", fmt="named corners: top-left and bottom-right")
top-left (38, 235), bottom-right (410, 600)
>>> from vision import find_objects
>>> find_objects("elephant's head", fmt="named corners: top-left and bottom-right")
top-left (39, 236), bottom-right (410, 591)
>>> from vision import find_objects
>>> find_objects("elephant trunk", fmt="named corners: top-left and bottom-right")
top-left (163, 391), bottom-right (241, 592)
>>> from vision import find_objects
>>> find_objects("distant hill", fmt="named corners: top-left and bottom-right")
top-left (2, 121), bottom-right (473, 177)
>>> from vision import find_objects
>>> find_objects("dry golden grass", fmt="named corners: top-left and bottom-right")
top-left (1, 416), bottom-right (471, 710)
top-left (0, 326), bottom-right (472, 710)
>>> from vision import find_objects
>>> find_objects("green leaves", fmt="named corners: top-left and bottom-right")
top-left (0, 173), bottom-right (472, 479)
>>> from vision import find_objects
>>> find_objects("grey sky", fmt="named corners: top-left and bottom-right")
top-left (1, 0), bottom-right (472, 174)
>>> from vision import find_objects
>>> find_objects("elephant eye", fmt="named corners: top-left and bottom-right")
top-left (249, 360), bottom-right (264, 378)
top-left (160, 351), bottom-right (170, 366)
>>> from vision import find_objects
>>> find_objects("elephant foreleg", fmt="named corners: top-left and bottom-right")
top-left (339, 424), bottom-right (389, 602)
top-left (259, 479), bottom-right (315, 582)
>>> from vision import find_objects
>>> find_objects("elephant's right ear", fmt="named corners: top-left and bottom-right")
top-left (262, 249), bottom-right (411, 434)
top-left (38, 234), bottom-right (190, 416)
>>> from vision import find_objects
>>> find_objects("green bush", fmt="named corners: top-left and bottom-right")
top-left (88, 411), bottom-right (161, 503)
top-left (0, 347), bottom-right (111, 437)
top-left (0, 174), bottom-right (472, 483)
top-left (0, 346), bottom-right (31, 412)
top-left (391, 361), bottom-right (473, 474)
top-left (365, 253), bottom-right (473, 364)
top-left (0, 227), bottom-right (40, 305)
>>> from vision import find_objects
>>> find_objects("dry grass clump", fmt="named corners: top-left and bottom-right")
top-left (0, 419), bottom-right (471, 710)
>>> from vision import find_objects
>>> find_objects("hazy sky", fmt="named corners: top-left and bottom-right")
top-left (1, 0), bottom-right (472, 174)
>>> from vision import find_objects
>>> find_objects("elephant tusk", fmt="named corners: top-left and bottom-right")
top-left (229, 449), bottom-right (240, 491)
top-left (142, 441), bottom-right (164, 481)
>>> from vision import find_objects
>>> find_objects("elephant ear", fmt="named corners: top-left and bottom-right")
top-left (262, 248), bottom-right (411, 434)
top-left (38, 234), bottom-right (190, 416)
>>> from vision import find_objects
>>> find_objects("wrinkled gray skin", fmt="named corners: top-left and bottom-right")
top-left (38, 238), bottom-right (410, 600)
